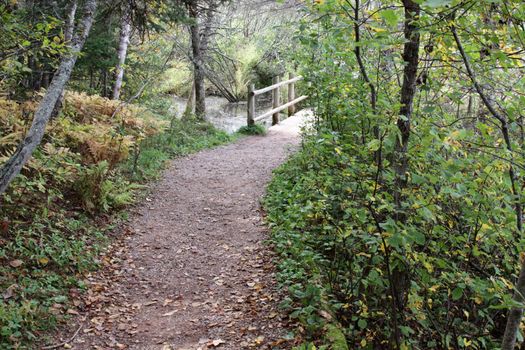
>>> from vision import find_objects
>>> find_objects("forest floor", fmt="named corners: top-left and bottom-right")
top-left (49, 113), bottom-right (310, 350)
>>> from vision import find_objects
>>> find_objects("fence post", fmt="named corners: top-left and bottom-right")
top-left (247, 83), bottom-right (255, 126)
top-left (272, 75), bottom-right (281, 125)
top-left (288, 72), bottom-right (296, 116)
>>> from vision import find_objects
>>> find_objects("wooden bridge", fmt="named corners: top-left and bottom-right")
top-left (247, 74), bottom-right (308, 126)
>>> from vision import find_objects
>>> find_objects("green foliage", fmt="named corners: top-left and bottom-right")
top-left (0, 3), bottom-right (66, 95)
top-left (75, 161), bottom-right (143, 213)
top-left (123, 115), bottom-right (235, 182)
top-left (265, 0), bottom-right (525, 348)
top-left (237, 124), bottom-right (266, 136)
top-left (0, 214), bottom-right (106, 348)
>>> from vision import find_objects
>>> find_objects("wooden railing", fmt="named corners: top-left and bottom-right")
top-left (247, 73), bottom-right (307, 126)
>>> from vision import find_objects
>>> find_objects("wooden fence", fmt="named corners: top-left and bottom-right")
top-left (247, 73), bottom-right (307, 126)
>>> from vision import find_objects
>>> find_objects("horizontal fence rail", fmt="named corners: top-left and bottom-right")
top-left (252, 76), bottom-right (303, 96)
top-left (247, 73), bottom-right (307, 127)
top-left (253, 95), bottom-right (308, 122)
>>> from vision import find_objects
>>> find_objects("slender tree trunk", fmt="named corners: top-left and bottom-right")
top-left (390, 1), bottom-right (421, 347)
top-left (112, 5), bottom-right (131, 100)
top-left (64, 1), bottom-right (77, 42)
top-left (0, 0), bottom-right (97, 199)
top-left (184, 80), bottom-right (196, 116)
top-left (52, 0), bottom-right (78, 119)
top-left (353, 0), bottom-right (380, 168)
top-left (188, 4), bottom-right (206, 118)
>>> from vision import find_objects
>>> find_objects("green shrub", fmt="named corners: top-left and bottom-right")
top-left (74, 161), bottom-right (141, 213)
top-left (237, 124), bottom-right (266, 136)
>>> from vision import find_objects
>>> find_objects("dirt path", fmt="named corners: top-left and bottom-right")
top-left (57, 114), bottom-right (308, 350)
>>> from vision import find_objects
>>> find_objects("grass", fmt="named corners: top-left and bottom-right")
top-left (123, 116), bottom-right (237, 182)
top-left (237, 124), bottom-right (267, 136)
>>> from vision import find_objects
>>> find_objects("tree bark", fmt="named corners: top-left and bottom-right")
top-left (112, 5), bottom-right (131, 100)
top-left (51, 0), bottom-right (78, 119)
top-left (390, 1), bottom-right (421, 346)
top-left (0, 0), bottom-right (97, 199)
top-left (184, 80), bottom-right (196, 116)
top-left (188, 4), bottom-right (206, 118)
top-left (64, 0), bottom-right (78, 43)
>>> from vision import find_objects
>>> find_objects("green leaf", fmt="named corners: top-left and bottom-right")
top-left (358, 319), bottom-right (368, 329)
top-left (424, 0), bottom-right (452, 7)
top-left (452, 287), bottom-right (463, 301)
top-left (380, 9), bottom-right (398, 27)
top-left (367, 139), bottom-right (381, 152)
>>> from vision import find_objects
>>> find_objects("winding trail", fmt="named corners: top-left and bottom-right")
top-left (60, 113), bottom-right (308, 349)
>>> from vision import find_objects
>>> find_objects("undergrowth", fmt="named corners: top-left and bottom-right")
top-left (237, 124), bottom-right (267, 136)
top-left (264, 130), bottom-right (520, 349)
top-left (0, 92), bottom-right (234, 349)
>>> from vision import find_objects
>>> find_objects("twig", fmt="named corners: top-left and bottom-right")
top-left (42, 322), bottom-right (84, 349)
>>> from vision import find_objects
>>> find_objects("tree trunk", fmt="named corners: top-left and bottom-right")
top-left (0, 0), bottom-right (97, 199)
top-left (390, 0), bottom-right (421, 346)
top-left (112, 5), bottom-right (131, 100)
top-left (184, 80), bottom-right (196, 117)
top-left (188, 4), bottom-right (206, 118)
top-left (353, 0), bottom-right (380, 168)
top-left (52, 0), bottom-right (78, 119)
top-left (64, 0), bottom-right (78, 43)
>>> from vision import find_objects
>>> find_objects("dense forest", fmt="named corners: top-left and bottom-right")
top-left (2, 0), bottom-right (525, 349)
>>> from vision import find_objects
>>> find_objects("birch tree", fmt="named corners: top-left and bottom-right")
top-left (0, 0), bottom-right (98, 198)
top-left (112, 3), bottom-right (132, 100)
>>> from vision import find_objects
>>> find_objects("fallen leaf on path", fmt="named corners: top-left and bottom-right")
top-left (162, 310), bottom-right (178, 316)
top-left (254, 336), bottom-right (265, 345)
top-left (210, 339), bottom-right (225, 347)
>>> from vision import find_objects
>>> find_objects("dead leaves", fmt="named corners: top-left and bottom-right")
top-left (211, 339), bottom-right (226, 347)
top-left (9, 259), bottom-right (23, 268)
top-left (42, 193), bottom-right (298, 349)
top-left (162, 310), bottom-right (178, 317)
top-left (2, 284), bottom-right (17, 299)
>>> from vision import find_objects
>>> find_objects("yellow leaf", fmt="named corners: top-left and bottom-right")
top-left (428, 285), bottom-right (439, 292)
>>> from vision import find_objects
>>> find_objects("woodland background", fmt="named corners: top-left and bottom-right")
top-left (3, 0), bottom-right (525, 349)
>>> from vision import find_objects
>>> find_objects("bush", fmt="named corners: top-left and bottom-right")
top-left (237, 124), bottom-right (266, 136)
top-left (265, 131), bottom-right (518, 349)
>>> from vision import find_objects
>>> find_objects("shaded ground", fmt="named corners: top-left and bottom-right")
top-left (50, 113), bottom-right (310, 349)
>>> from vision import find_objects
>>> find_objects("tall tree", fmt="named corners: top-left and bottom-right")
top-left (0, 0), bottom-right (98, 198)
top-left (187, 1), bottom-right (206, 118)
top-left (112, 3), bottom-right (132, 100)
top-left (390, 0), bottom-right (421, 346)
